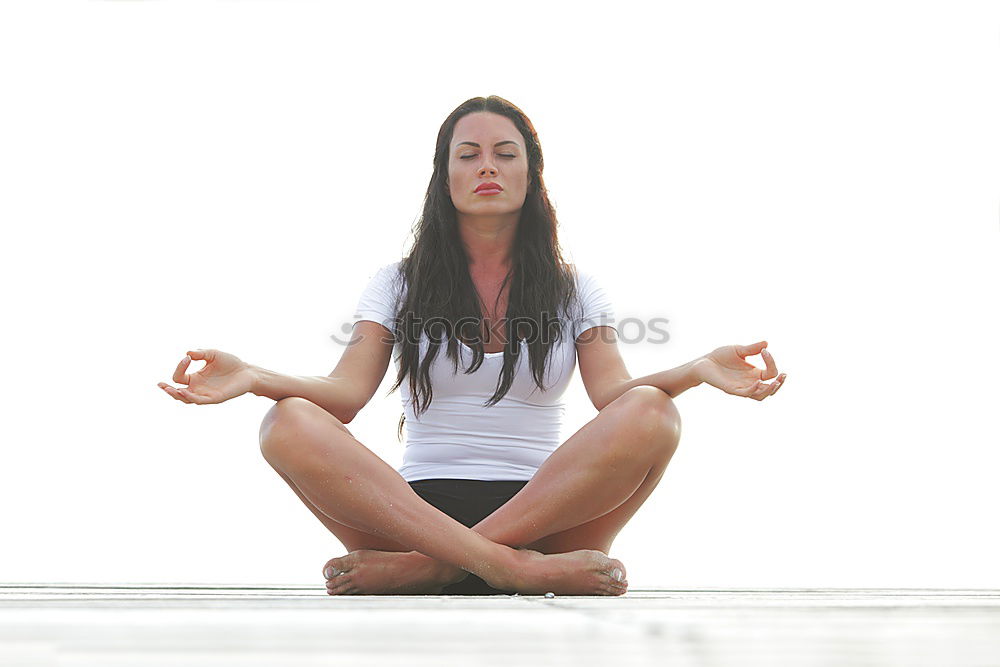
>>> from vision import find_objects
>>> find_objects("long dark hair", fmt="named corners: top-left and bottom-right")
top-left (387, 95), bottom-right (579, 440)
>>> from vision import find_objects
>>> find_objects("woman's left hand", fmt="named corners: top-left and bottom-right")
top-left (696, 340), bottom-right (786, 401)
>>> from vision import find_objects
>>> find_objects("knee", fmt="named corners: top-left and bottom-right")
top-left (258, 397), bottom-right (322, 462)
top-left (617, 386), bottom-right (682, 454)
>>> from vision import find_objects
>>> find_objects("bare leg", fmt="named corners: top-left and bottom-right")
top-left (330, 385), bottom-right (680, 593)
top-left (260, 398), bottom-right (532, 590)
top-left (260, 387), bottom-right (678, 594)
top-left (267, 464), bottom-right (452, 594)
top-left (468, 386), bottom-right (680, 550)
top-left (260, 413), bottom-right (456, 594)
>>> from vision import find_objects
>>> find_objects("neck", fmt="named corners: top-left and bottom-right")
top-left (456, 211), bottom-right (518, 272)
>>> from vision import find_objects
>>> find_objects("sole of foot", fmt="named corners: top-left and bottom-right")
top-left (323, 550), bottom-right (459, 595)
top-left (490, 548), bottom-right (628, 596)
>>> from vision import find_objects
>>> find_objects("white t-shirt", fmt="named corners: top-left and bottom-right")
top-left (350, 260), bottom-right (618, 482)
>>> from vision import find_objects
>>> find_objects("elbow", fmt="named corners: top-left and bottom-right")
top-left (595, 381), bottom-right (630, 412)
top-left (338, 403), bottom-right (363, 425)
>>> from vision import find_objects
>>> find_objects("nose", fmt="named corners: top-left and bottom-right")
top-left (478, 164), bottom-right (497, 177)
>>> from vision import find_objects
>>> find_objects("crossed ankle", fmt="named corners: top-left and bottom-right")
top-left (408, 551), bottom-right (469, 584)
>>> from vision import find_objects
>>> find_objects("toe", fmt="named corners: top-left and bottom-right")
top-left (327, 577), bottom-right (355, 595)
top-left (603, 566), bottom-right (628, 594)
top-left (323, 555), bottom-right (352, 579)
top-left (604, 575), bottom-right (628, 595)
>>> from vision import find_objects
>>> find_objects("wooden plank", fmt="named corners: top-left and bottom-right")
top-left (1, 586), bottom-right (998, 667)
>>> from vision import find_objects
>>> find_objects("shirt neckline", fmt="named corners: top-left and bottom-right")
top-left (457, 338), bottom-right (526, 358)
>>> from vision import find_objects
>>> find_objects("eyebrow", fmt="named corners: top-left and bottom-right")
top-left (454, 140), bottom-right (521, 149)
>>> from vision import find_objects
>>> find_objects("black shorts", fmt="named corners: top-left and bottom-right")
top-left (407, 478), bottom-right (530, 596)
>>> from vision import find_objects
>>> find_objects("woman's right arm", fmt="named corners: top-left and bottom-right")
top-left (248, 368), bottom-right (363, 424)
top-left (158, 321), bottom-right (395, 424)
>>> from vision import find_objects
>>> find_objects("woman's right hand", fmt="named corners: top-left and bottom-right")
top-left (158, 349), bottom-right (256, 405)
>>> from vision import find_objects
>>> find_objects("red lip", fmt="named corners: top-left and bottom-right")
top-left (474, 182), bottom-right (503, 193)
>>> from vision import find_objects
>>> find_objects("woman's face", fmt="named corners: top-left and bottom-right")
top-left (447, 112), bottom-right (530, 219)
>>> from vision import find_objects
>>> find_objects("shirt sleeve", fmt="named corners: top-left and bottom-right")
top-left (351, 262), bottom-right (403, 335)
top-left (573, 270), bottom-right (619, 341)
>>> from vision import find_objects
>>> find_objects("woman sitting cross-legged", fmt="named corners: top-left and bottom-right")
top-left (158, 95), bottom-right (787, 596)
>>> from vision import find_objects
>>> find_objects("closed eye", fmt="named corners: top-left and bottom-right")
top-left (460, 154), bottom-right (517, 159)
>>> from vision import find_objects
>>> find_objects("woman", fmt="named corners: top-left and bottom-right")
top-left (158, 95), bottom-right (787, 597)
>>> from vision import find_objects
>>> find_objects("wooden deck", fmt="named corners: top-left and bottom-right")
top-left (2, 585), bottom-right (998, 666)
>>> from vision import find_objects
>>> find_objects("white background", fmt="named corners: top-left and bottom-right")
top-left (1, 0), bottom-right (997, 589)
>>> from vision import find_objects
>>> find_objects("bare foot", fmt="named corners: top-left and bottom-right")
top-left (489, 548), bottom-right (629, 596)
top-left (322, 550), bottom-right (469, 595)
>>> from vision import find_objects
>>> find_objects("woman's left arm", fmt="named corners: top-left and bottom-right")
top-left (602, 341), bottom-right (787, 407)
top-left (612, 359), bottom-right (706, 403)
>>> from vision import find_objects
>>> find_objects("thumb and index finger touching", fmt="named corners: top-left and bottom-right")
top-left (186, 349), bottom-right (215, 362)
top-left (737, 340), bottom-right (780, 381)
top-left (158, 348), bottom-right (214, 396)
top-left (169, 349), bottom-right (213, 386)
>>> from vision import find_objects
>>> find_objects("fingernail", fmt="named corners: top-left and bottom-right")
top-left (324, 567), bottom-right (334, 578)
top-left (613, 568), bottom-right (623, 581)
